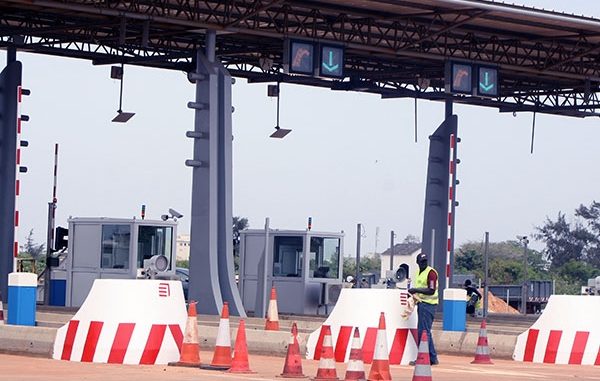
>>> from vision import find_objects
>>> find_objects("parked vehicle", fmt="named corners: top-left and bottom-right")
top-left (176, 267), bottom-right (189, 300)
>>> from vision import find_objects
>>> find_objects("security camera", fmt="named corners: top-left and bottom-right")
top-left (168, 208), bottom-right (183, 219)
top-left (161, 214), bottom-right (169, 221)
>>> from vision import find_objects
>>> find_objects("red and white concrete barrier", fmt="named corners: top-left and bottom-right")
top-left (53, 279), bottom-right (186, 365)
top-left (306, 288), bottom-right (418, 365)
top-left (513, 295), bottom-right (600, 365)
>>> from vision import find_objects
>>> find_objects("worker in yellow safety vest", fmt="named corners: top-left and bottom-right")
top-left (408, 252), bottom-right (439, 365)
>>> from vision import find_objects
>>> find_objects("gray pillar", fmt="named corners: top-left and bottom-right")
top-left (187, 31), bottom-right (246, 316)
top-left (421, 113), bottom-right (457, 308)
top-left (0, 60), bottom-right (22, 302)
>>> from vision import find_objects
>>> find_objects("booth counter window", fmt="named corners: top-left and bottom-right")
top-left (137, 225), bottom-right (174, 269)
top-left (309, 237), bottom-right (340, 279)
top-left (101, 225), bottom-right (131, 269)
top-left (273, 236), bottom-right (303, 277)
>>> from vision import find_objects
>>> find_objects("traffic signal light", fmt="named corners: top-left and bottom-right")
top-left (55, 226), bottom-right (69, 251)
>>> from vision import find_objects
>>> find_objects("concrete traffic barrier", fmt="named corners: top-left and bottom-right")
top-left (306, 289), bottom-right (418, 365)
top-left (0, 324), bottom-right (56, 357)
top-left (513, 295), bottom-right (600, 365)
top-left (52, 279), bottom-right (186, 365)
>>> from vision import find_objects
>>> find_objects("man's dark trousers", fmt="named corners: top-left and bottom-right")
top-left (417, 302), bottom-right (438, 363)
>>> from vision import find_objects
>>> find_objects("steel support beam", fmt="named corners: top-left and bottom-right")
top-left (187, 31), bottom-right (246, 316)
top-left (0, 59), bottom-right (21, 302)
top-left (421, 113), bottom-right (457, 308)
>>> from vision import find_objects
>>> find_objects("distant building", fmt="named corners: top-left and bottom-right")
top-left (379, 242), bottom-right (421, 280)
top-left (176, 234), bottom-right (190, 261)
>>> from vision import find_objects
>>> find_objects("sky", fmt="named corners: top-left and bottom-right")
top-left (4, 0), bottom-right (600, 257)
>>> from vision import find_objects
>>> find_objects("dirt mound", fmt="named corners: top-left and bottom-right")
top-left (482, 289), bottom-right (519, 314)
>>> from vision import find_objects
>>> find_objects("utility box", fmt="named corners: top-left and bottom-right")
top-left (239, 229), bottom-right (344, 316)
top-left (7, 272), bottom-right (37, 326)
top-left (442, 288), bottom-right (467, 331)
top-left (51, 217), bottom-right (177, 307)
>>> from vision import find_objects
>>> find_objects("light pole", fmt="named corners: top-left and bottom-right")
top-left (518, 236), bottom-right (529, 314)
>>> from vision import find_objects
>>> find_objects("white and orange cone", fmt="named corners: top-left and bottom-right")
top-left (281, 322), bottom-right (308, 378)
top-left (313, 325), bottom-right (339, 381)
top-left (265, 286), bottom-right (280, 331)
top-left (471, 319), bottom-right (493, 364)
top-left (203, 302), bottom-right (232, 370)
top-left (367, 312), bottom-right (391, 381)
top-left (169, 301), bottom-right (201, 367)
top-left (344, 327), bottom-right (366, 381)
top-left (411, 331), bottom-right (432, 381)
top-left (229, 319), bottom-right (255, 373)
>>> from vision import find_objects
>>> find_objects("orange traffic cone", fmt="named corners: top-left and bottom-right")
top-left (281, 322), bottom-right (308, 378)
top-left (344, 328), bottom-right (366, 381)
top-left (202, 302), bottom-right (232, 370)
top-left (313, 325), bottom-right (339, 381)
top-left (265, 286), bottom-right (280, 331)
top-left (471, 320), bottom-right (493, 364)
top-left (281, 322), bottom-right (306, 378)
top-left (169, 301), bottom-right (201, 367)
top-left (367, 313), bottom-right (391, 381)
top-left (411, 331), bottom-right (432, 381)
top-left (229, 319), bottom-right (255, 373)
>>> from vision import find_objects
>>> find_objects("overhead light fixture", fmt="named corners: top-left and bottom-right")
top-left (111, 64), bottom-right (136, 123)
top-left (268, 82), bottom-right (291, 139)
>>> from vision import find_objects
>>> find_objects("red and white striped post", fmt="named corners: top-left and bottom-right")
top-left (13, 86), bottom-right (24, 272)
top-left (50, 143), bottom-right (59, 249)
top-left (445, 133), bottom-right (457, 289)
top-left (44, 143), bottom-right (59, 304)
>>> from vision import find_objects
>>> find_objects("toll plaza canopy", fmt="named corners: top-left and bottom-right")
top-left (2, 0), bottom-right (600, 116)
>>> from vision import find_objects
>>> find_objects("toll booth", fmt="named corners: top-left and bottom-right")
top-left (51, 217), bottom-right (177, 307)
top-left (239, 229), bottom-right (344, 316)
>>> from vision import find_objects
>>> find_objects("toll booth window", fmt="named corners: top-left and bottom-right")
top-left (309, 237), bottom-right (340, 279)
top-left (137, 226), bottom-right (173, 269)
top-left (273, 236), bottom-right (303, 277)
top-left (101, 225), bottom-right (131, 269)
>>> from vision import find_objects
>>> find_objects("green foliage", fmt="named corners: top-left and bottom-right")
top-left (17, 230), bottom-right (46, 275)
top-left (455, 240), bottom-right (549, 286)
top-left (23, 229), bottom-right (45, 259)
top-left (534, 201), bottom-right (600, 293)
top-left (232, 216), bottom-right (249, 273)
top-left (176, 259), bottom-right (189, 269)
top-left (342, 254), bottom-right (381, 279)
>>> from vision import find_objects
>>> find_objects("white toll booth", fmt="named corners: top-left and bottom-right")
top-left (51, 217), bottom-right (177, 307)
top-left (239, 229), bottom-right (344, 316)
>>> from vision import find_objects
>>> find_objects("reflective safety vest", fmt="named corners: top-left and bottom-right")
top-left (415, 266), bottom-right (439, 305)
top-left (467, 291), bottom-right (483, 310)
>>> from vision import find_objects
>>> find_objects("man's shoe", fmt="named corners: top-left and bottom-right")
top-left (409, 360), bottom-right (416, 366)
top-left (430, 359), bottom-right (439, 366)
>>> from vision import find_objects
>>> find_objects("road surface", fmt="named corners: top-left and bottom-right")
top-left (0, 352), bottom-right (598, 381)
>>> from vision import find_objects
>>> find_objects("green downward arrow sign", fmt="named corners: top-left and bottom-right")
top-left (480, 72), bottom-right (495, 92)
top-left (322, 51), bottom-right (339, 72)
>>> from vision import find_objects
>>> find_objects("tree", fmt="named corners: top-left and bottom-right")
top-left (17, 229), bottom-right (46, 274)
top-left (23, 229), bottom-right (45, 259)
top-left (402, 234), bottom-right (420, 244)
top-left (455, 240), bottom-right (549, 286)
top-left (342, 254), bottom-right (382, 280)
top-left (535, 201), bottom-right (600, 294)
top-left (232, 216), bottom-right (249, 272)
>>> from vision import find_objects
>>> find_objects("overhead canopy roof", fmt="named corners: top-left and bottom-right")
top-left (1, 0), bottom-right (600, 116)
